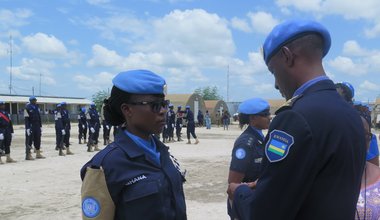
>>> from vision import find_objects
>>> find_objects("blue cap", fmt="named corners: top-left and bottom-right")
top-left (29, 96), bottom-right (37, 101)
top-left (263, 19), bottom-right (331, 64)
top-left (112, 69), bottom-right (167, 95)
top-left (342, 82), bottom-right (355, 98)
top-left (238, 98), bottom-right (270, 115)
top-left (81, 107), bottom-right (86, 112)
top-left (186, 105), bottom-right (190, 109)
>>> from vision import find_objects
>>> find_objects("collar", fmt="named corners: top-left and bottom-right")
top-left (249, 125), bottom-right (264, 140)
top-left (293, 75), bottom-right (330, 97)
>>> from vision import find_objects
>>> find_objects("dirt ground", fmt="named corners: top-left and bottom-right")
top-left (0, 123), bottom-right (243, 220)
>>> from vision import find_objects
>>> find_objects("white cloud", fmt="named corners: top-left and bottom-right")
top-left (328, 56), bottom-right (368, 76)
top-left (230, 17), bottom-right (252, 32)
top-left (0, 9), bottom-right (33, 29)
top-left (365, 22), bottom-right (380, 38)
top-left (73, 71), bottom-right (114, 92)
top-left (10, 58), bottom-right (56, 85)
top-left (276, 0), bottom-right (321, 12)
top-left (342, 40), bottom-right (369, 57)
top-left (87, 44), bottom-right (124, 67)
top-left (86, 0), bottom-right (111, 5)
top-left (0, 41), bottom-right (8, 58)
top-left (359, 80), bottom-right (380, 91)
top-left (247, 11), bottom-right (279, 35)
top-left (22, 33), bottom-right (68, 57)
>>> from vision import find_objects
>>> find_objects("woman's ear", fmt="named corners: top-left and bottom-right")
top-left (121, 103), bottom-right (133, 118)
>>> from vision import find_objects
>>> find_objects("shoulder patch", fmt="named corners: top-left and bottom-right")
top-left (265, 129), bottom-right (294, 162)
top-left (82, 196), bottom-right (101, 218)
top-left (235, 148), bottom-right (246, 159)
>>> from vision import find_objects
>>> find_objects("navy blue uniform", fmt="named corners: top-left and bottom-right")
top-left (230, 126), bottom-right (264, 182)
top-left (61, 108), bottom-right (71, 147)
top-left (176, 111), bottom-right (184, 141)
top-left (54, 109), bottom-right (64, 149)
top-left (80, 129), bottom-right (187, 220)
top-left (185, 109), bottom-right (197, 139)
top-left (167, 108), bottom-right (175, 140)
top-left (24, 103), bottom-right (42, 151)
top-left (233, 80), bottom-right (366, 220)
top-left (78, 111), bottom-right (87, 143)
top-left (87, 107), bottom-right (100, 145)
top-left (0, 110), bottom-right (14, 154)
top-left (102, 120), bottom-right (111, 145)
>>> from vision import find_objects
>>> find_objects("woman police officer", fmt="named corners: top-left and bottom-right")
top-left (227, 97), bottom-right (271, 219)
top-left (80, 70), bottom-right (187, 220)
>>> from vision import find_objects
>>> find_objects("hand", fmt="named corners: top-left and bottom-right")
top-left (165, 125), bottom-right (167, 129)
top-left (11, 133), bottom-right (14, 138)
top-left (62, 129), bottom-right (66, 135)
top-left (172, 124), bottom-right (174, 128)
top-left (82, 125), bottom-right (85, 129)
top-left (26, 129), bottom-right (31, 136)
top-left (227, 181), bottom-right (257, 200)
top-left (180, 124), bottom-right (182, 128)
top-left (40, 127), bottom-right (43, 133)
top-left (90, 127), bottom-right (95, 133)
top-left (106, 125), bottom-right (109, 130)
top-left (0, 133), bottom-right (3, 140)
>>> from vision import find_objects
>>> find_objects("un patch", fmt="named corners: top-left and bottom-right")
top-left (235, 148), bottom-right (246, 159)
top-left (265, 129), bottom-right (294, 162)
top-left (82, 197), bottom-right (101, 218)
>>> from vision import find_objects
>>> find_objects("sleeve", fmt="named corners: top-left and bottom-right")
top-left (55, 112), bottom-right (64, 130)
top-left (229, 136), bottom-right (253, 174)
top-left (233, 110), bottom-right (317, 220)
top-left (24, 107), bottom-right (31, 129)
top-left (367, 134), bottom-right (379, 160)
top-left (9, 114), bottom-right (14, 133)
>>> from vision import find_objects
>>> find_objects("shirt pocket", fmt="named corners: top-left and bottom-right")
top-left (122, 180), bottom-right (160, 202)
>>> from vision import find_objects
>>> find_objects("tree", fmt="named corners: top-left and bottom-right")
top-left (92, 90), bottom-right (109, 112)
top-left (194, 86), bottom-right (222, 100)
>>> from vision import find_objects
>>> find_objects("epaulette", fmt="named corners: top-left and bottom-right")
top-left (275, 95), bottom-right (303, 115)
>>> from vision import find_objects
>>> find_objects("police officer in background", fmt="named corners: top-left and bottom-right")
top-left (228, 20), bottom-right (366, 220)
top-left (24, 96), bottom-right (45, 160)
top-left (80, 69), bottom-right (186, 220)
top-left (78, 107), bottom-right (87, 144)
top-left (101, 99), bottom-right (112, 145)
top-left (176, 105), bottom-right (184, 141)
top-left (0, 101), bottom-right (16, 163)
top-left (167, 103), bottom-right (176, 142)
top-left (61, 102), bottom-right (74, 155)
top-left (54, 104), bottom-right (66, 156)
top-left (185, 106), bottom-right (199, 144)
top-left (227, 98), bottom-right (270, 219)
top-left (87, 103), bottom-right (101, 152)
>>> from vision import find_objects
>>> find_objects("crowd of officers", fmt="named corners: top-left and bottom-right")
top-left (0, 96), bottom-right (202, 164)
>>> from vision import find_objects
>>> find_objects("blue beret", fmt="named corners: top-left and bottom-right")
top-left (112, 69), bottom-right (167, 95)
top-left (238, 98), bottom-right (270, 115)
top-left (61, 101), bottom-right (67, 105)
top-left (57, 104), bottom-right (61, 107)
top-left (81, 107), bottom-right (86, 112)
top-left (177, 105), bottom-right (182, 108)
top-left (29, 96), bottom-right (37, 101)
top-left (90, 102), bottom-right (95, 106)
top-left (263, 19), bottom-right (331, 64)
top-left (186, 106), bottom-right (190, 109)
top-left (169, 103), bottom-right (174, 107)
top-left (0, 101), bottom-right (4, 105)
top-left (342, 82), bottom-right (355, 98)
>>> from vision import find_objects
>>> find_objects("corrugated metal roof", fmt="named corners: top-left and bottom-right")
top-left (0, 94), bottom-right (92, 104)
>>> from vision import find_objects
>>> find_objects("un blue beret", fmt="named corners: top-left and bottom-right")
top-left (238, 98), bottom-right (270, 115)
top-left (178, 105), bottom-right (182, 108)
top-left (263, 19), bottom-right (331, 64)
top-left (81, 107), bottom-right (86, 112)
top-left (112, 69), bottom-right (167, 95)
top-left (29, 96), bottom-right (37, 101)
top-left (342, 82), bottom-right (355, 98)
top-left (186, 106), bottom-right (190, 109)
top-left (0, 101), bottom-right (4, 105)
top-left (61, 101), bottom-right (67, 105)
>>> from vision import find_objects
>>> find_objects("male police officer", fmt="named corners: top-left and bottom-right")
top-left (24, 96), bottom-right (45, 160)
top-left (87, 103), bottom-right (101, 152)
top-left (54, 104), bottom-right (66, 156)
top-left (61, 102), bottom-right (74, 155)
top-left (0, 101), bottom-right (16, 163)
top-left (176, 106), bottom-right (184, 141)
top-left (167, 103), bottom-right (176, 142)
top-left (228, 20), bottom-right (366, 220)
top-left (78, 107), bottom-right (88, 144)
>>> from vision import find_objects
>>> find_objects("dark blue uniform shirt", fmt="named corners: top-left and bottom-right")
top-left (233, 80), bottom-right (366, 220)
top-left (87, 108), bottom-right (100, 127)
top-left (61, 109), bottom-right (70, 129)
top-left (230, 126), bottom-right (265, 182)
top-left (81, 129), bottom-right (187, 220)
top-left (24, 103), bottom-right (42, 129)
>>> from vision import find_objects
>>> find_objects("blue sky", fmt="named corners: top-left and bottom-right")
top-left (0, 0), bottom-right (379, 102)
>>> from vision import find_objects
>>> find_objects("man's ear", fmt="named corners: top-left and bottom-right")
top-left (281, 46), bottom-right (295, 67)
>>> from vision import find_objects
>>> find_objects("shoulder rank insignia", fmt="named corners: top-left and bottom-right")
top-left (275, 95), bottom-right (302, 115)
top-left (265, 129), bottom-right (294, 162)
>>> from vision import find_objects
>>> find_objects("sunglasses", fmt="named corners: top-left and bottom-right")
top-left (129, 100), bottom-right (170, 113)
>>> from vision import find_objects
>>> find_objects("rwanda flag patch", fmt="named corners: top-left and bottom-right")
top-left (265, 129), bottom-right (294, 162)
